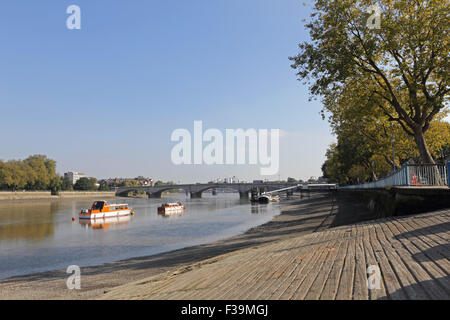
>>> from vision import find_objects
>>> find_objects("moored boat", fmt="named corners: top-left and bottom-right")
top-left (157, 202), bottom-right (186, 216)
top-left (79, 200), bottom-right (133, 220)
top-left (257, 194), bottom-right (280, 204)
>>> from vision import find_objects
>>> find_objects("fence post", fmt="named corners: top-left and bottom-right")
top-left (447, 161), bottom-right (450, 186)
top-left (403, 162), bottom-right (409, 186)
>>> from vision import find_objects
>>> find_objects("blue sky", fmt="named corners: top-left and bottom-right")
top-left (0, 0), bottom-right (335, 183)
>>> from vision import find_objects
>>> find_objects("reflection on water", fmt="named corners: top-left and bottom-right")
top-left (251, 204), bottom-right (271, 214)
top-left (158, 212), bottom-right (184, 218)
top-left (0, 194), bottom-right (281, 280)
top-left (0, 202), bottom-right (59, 241)
top-left (78, 216), bottom-right (131, 230)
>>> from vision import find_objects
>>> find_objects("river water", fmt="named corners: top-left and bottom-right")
top-left (0, 194), bottom-right (281, 280)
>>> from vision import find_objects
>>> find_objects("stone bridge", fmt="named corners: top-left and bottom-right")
top-left (116, 182), bottom-right (299, 199)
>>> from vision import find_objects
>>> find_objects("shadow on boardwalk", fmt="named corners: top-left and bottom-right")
top-left (387, 276), bottom-right (450, 300)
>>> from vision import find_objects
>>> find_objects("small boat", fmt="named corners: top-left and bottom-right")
top-left (257, 194), bottom-right (280, 204)
top-left (157, 202), bottom-right (186, 216)
top-left (79, 200), bottom-right (133, 220)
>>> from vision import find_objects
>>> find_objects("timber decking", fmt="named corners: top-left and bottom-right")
top-left (103, 209), bottom-right (450, 300)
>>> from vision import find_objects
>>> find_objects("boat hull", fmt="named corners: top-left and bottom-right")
top-left (79, 209), bottom-right (132, 220)
top-left (158, 207), bottom-right (184, 215)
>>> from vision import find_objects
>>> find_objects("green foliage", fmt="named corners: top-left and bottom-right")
top-left (131, 189), bottom-right (145, 196)
top-left (154, 180), bottom-right (175, 186)
top-left (98, 182), bottom-right (110, 191)
top-left (0, 155), bottom-right (62, 191)
top-left (291, 0), bottom-right (449, 164)
top-left (61, 176), bottom-right (73, 191)
top-left (121, 180), bottom-right (139, 187)
top-left (74, 177), bottom-right (98, 191)
top-left (321, 119), bottom-right (450, 184)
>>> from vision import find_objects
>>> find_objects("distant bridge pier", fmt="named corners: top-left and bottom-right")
top-left (147, 192), bottom-right (161, 199)
top-left (190, 191), bottom-right (202, 199)
top-left (239, 191), bottom-right (249, 199)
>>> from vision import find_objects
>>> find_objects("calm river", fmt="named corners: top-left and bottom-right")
top-left (0, 194), bottom-right (281, 280)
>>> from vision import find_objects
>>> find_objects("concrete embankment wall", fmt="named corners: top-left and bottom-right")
top-left (337, 187), bottom-right (450, 219)
top-left (0, 191), bottom-right (116, 201)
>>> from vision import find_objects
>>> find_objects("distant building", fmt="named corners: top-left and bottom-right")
top-left (101, 177), bottom-right (154, 187)
top-left (64, 172), bottom-right (86, 184)
top-left (317, 176), bottom-right (328, 183)
top-left (138, 178), bottom-right (154, 187)
top-left (223, 176), bottom-right (238, 184)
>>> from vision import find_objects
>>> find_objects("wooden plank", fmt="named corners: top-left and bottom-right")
top-left (197, 245), bottom-right (282, 300)
top-left (297, 239), bottom-right (345, 300)
top-left (318, 227), bottom-right (357, 300)
top-left (210, 235), bottom-right (314, 300)
top-left (229, 239), bottom-right (309, 299)
top-left (241, 230), bottom-right (334, 299)
top-left (379, 219), bottom-right (449, 299)
top-left (303, 236), bottom-right (345, 299)
top-left (387, 218), bottom-right (450, 296)
top-left (350, 224), bottom-right (369, 300)
top-left (292, 230), bottom-right (345, 299)
top-left (269, 231), bottom-right (331, 300)
top-left (334, 227), bottom-right (357, 299)
top-left (372, 221), bottom-right (429, 299)
top-left (277, 230), bottom-right (344, 299)
top-left (359, 221), bottom-right (390, 300)
top-left (401, 220), bottom-right (450, 274)
top-left (411, 215), bottom-right (450, 243)
top-left (256, 232), bottom-right (325, 300)
top-left (403, 217), bottom-right (450, 260)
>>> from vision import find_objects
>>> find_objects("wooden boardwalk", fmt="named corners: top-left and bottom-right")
top-left (103, 209), bottom-right (450, 300)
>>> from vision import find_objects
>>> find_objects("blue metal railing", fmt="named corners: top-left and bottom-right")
top-left (341, 161), bottom-right (449, 189)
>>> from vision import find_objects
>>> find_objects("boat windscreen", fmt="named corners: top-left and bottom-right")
top-left (92, 201), bottom-right (105, 210)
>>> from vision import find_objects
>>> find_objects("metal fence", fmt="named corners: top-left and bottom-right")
top-left (341, 162), bottom-right (449, 189)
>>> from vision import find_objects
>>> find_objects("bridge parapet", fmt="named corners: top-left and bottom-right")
top-left (116, 182), bottom-right (298, 199)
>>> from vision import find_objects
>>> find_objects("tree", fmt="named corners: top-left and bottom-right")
top-left (122, 180), bottom-right (139, 187)
top-left (98, 181), bottom-right (110, 191)
top-left (321, 116), bottom-right (450, 184)
top-left (74, 177), bottom-right (97, 191)
top-left (61, 176), bottom-right (74, 191)
top-left (0, 155), bottom-right (62, 191)
top-left (291, 0), bottom-right (449, 167)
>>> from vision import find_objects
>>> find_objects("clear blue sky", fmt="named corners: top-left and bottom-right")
top-left (0, 0), bottom-right (334, 183)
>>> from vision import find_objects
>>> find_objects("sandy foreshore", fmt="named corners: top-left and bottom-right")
top-left (0, 193), bottom-right (377, 300)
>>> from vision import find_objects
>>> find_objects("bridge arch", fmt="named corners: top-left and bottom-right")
top-left (146, 186), bottom-right (189, 198)
top-left (115, 182), bottom-right (299, 199)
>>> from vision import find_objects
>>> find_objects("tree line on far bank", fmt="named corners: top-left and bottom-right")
top-left (0, 155), bottom-right (174, 193)
top-left (0, 155), bottom-right (100, 193)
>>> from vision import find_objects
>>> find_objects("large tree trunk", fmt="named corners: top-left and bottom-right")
top-left (413, 128), bottom-right (443, 186)
top-left (414, 128), bottom-right (435, 164)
